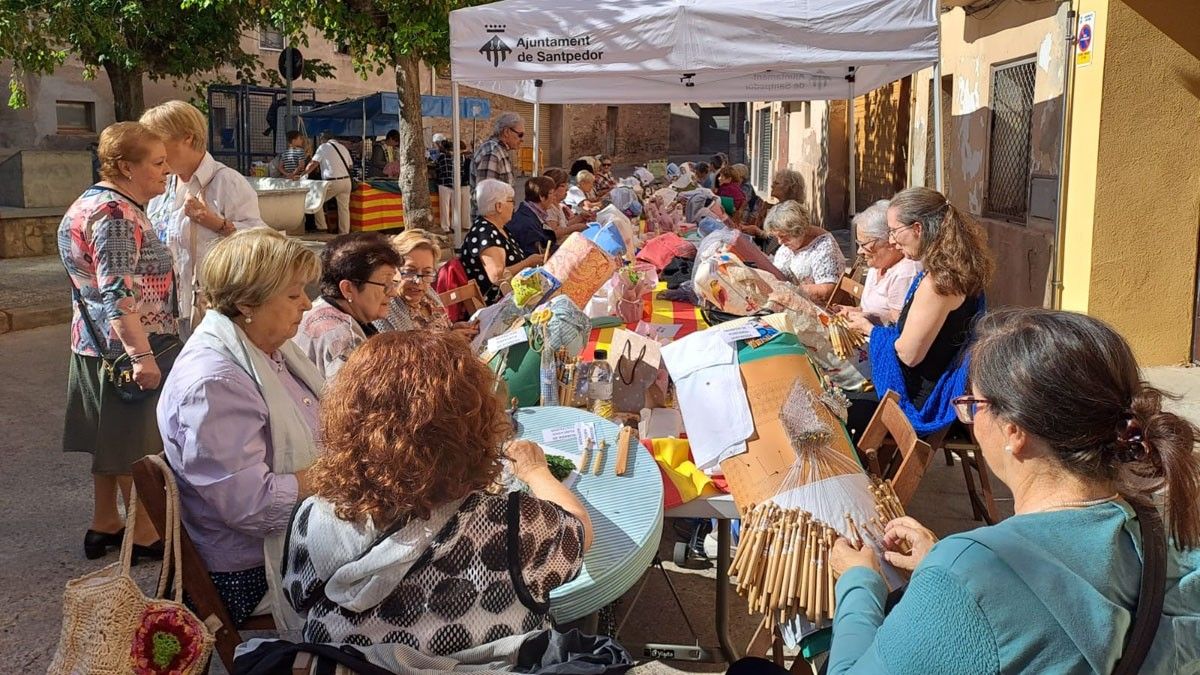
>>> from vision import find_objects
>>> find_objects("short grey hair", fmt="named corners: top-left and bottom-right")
top-left (763, 199), bottom-right (812, 238)
top-left (493, 112), bottom-right (523, 136)
top-left (475, 178), bottom-right (515, 217)
top-left (852, 200), bottom-right (891, 239)
top-left (771, 169), bottom-right (806, 204)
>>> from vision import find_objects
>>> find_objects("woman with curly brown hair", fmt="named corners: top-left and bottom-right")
top-left (843, 186), bottom-right (995, 441)
top-left (282, 331), bottom-right (592, 655)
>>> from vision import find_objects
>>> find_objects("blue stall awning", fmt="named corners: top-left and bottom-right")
top-left (300, 92), bottom-right (491, 137)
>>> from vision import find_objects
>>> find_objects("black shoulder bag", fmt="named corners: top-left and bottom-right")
top-left (1112, 498), bottom-right (1168, 675)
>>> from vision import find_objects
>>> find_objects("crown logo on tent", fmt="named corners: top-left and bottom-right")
top-left (485, 24), bottom-right (506, 33)
top-left (480, 33), bottom-right (512, 68)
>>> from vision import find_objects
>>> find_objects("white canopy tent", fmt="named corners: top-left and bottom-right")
top-left (447, 0), bottom-right (943, 243)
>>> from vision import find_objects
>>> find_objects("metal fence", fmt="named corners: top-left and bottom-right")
top-left (207, 84), bottom-right (317, 174)
top-left (986, 60), bottom-right (1036, 221)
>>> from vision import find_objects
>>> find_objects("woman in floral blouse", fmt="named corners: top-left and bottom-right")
top-left (59, 121), bottom-right (178, 562)
top-left (374, 229), bottom-right (478, 339)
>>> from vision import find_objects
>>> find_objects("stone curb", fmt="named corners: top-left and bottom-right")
top-left (0, 304), bottom-right (72, 335)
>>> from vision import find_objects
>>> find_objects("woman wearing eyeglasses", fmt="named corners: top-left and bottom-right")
top-left (823, 308), bottom-right (1200, 674)
top-left (295, 233), bottom-right (402, 380)
top-left (838, 200), bottom-right (922, 326)
top-left (841, 187), bottom-right (994, 441)
top-left (374, 229), bottom-right (479, 338)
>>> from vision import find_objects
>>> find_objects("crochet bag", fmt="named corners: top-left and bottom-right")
top-left (544, 232), bottom-right (619, 309)
top-left (49, 454), bottom-right (214, 674)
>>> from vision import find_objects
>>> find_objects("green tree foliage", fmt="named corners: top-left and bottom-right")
top-left (0, 0), bottom-right (331, 121)
top-left (203, 0), bottom-right (486, 230)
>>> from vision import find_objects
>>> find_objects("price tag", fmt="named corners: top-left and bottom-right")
top-left (486, 328), bottom-right (527, 353)
top-left (719, 323), bottom-right (763, 342)
top-left (542, 426), bottom-right (579, 443)
top-left (575, 422), bottom-right (596, 453)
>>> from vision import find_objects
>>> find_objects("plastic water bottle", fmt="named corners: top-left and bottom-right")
top-left (588, 349), bottom-right (614, 418)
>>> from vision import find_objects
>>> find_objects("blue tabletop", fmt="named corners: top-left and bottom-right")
top-left (514, 406), bottom-right (664, 623)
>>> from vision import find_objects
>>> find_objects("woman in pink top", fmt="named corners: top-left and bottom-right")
top-left (841, 200), bottom-right (922, 326)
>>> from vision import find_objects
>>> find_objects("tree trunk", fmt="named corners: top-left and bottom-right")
top-left (394, 53), bottom-right (434, 231)
top-left (104, 63), bottom-right (146, 122)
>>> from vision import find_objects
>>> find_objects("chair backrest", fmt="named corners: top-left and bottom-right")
top-left (132, 455), bottom-right (275, 672)
top-left (855, 390), bottom-right (934, 505)
top-left (830, 274), bottom-right (864, 307)
top-left (438, 279), bottom-right (486, 318)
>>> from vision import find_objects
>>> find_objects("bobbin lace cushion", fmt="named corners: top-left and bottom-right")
top-left (283, 491), bottom-right (584, 655)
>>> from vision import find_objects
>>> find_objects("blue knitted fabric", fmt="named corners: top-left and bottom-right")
top-left (867, 271), bottom-right (983, 436)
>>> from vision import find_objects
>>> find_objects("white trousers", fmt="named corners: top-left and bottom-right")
top-left (316, 178), bottom-right (353, 233)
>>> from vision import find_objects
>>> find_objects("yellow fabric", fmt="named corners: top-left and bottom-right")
top-left (648, 437), bottom-right (722, 505)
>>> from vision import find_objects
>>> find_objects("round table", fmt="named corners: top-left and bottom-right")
top-left (515, 406), bottom-right (664, 623)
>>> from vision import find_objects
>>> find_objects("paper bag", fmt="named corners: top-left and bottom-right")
top-left (607, 328), bottom-right (663, 414)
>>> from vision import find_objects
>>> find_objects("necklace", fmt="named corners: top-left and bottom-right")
top-left (1023, 493), bottom-right (1120, 515)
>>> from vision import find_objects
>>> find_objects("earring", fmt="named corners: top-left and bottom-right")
top-left (244, 315), bottom-right (253, 324)
top-left (1004, 445), bottom-right (1013, 455)
top-left (124, 174), bottom-right (132, 181)
top-left (348, 297), bottom-right (353, 304)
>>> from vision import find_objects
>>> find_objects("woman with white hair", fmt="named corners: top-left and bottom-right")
top-left (459, 178), bottom-right (540, 304)
top-left (764, 200), bottom-right (846, 303)
top-left (142, 100), bottom-right (266, 337)
top-left (842, 200), bottom-right (922, 325)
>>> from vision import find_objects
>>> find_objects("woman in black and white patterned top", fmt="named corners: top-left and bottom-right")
top-left (282, 331), bottom-right (593, 655)
top-left (459, 178), bottom-right (539, 304)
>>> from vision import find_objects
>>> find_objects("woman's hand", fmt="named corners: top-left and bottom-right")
top-left (451, 320), bottom-right (479, 339)
top-left (505, 439), bottom-right (549, 481)
top-left (133, 357), bottom-right (162, 391)
top-left (831, 537), bottom-right (881, 578)
top-left (844, 312), bottom-right (875, 336)
top-left (882, 516), bottom-right (938, 572)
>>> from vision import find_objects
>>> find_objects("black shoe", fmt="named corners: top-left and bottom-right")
top-left (131, 541), bottom-right (164, 566)
top-left (83, 528), bottom-right (125, 560)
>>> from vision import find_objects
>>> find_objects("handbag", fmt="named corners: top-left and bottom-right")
top-left (49, 455), bottom-right (214, 674)
top-left (609, 329), bottom-right (662, 414)
top-left (65, 268), bottom-right (183, 404)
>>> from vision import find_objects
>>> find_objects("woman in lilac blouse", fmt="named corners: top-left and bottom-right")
top-left (158, 228), bottom-right (323, 625)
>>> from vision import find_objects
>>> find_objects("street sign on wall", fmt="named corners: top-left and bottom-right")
top-left (1076, 12), bottom-right (1095, 68)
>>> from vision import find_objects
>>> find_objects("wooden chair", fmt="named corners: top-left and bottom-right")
top-left (855, 390), bottom-right (935, 506)
top-left (827, 274), bottom-right (864, 308)
top-left (924, 424), bottom-right (1000, 524)
top-left (132, 455), bottom-right (276, 672)
top-left (438, 279), bottom-right (486, 317)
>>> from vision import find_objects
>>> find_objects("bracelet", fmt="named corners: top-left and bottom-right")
top-left (129, 350), bottom-right (154, 363)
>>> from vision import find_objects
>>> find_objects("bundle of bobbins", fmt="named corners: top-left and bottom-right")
top-left (826, 314), bottom-right (867, 360)
top-left (728, 478), bottom-right (908, 630)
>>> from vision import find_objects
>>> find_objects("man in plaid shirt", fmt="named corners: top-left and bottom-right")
top-left (470, 111), bottom-right (524, 190)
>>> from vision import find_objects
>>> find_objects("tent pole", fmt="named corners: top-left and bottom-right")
top-left (847, 68), bottom-right (857, 221)
top-left (933, 15), bottom-right (945, 193)
top-left (361, 100), bottom-right (367, 180)
top-left (533, 80), bottom-right (542, 175)
top-left (452, 82), bottom-right (463, 246)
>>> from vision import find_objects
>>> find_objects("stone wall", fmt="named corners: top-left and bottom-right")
top-left (0, 216), bottom-right (60, 258)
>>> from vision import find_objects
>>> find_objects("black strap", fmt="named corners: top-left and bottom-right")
top-left (328, 141), bottom-right (354, 181)
top-left (1112, 498), bottom-right (1167, 675)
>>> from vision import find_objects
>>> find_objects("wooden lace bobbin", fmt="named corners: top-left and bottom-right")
top-left (736, 509), bottom-right (768, 594)
top-left (813, 534), bottom-right (825, 623)
top-left (825, 526), bottom-right (836, 621)
top-left (787, 516), bottom-right (809, 606)
top-left (777, 517), bottom-right (799, 612)
top-left (730, 502), bottom-right (767, 578)
top-left (768, 512), bottom-right (794, 610)
top-left (801, 525), bottom-right (817, 621)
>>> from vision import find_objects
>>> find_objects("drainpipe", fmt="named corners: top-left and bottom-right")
top-left (1050, 1), bottom-right (1078, 309)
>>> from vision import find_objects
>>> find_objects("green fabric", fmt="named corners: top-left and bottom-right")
top-left (489, 326), bottom-right (541, 407)
top-left (827, 501), bottom-right (1200, 674)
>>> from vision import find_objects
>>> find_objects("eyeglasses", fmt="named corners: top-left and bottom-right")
top-left (951, 396), bottom-right (990, 424)
top-left (887, 222), bottom-right (917, 240)
top-left (397, 270), bottom-right (435, 283)
top-left (602, 163), bottom-right (612, 168)
top-left (509, 129), bottom-right (524, 139)
top-left (856, 237), bottom-right (885, 253)
top-left (360, 279), bottom-right (400, 293)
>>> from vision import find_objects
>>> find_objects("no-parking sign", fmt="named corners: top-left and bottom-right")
top-left (1077, 12), bottom-right (1095, 67)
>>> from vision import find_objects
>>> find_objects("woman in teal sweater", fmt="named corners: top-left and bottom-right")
top-left (828, 308), bottom-right (1200, 674)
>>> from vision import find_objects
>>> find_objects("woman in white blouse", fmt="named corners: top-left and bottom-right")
top-left (142, 100), bottom-right (266, 337)
top-left (841, 200), bottom-right (922, 325)
top-left (764, 200), bottom-right (846, 303)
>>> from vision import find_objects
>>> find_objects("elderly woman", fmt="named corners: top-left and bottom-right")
top-left (374, 229), bottom-right (477, 339)
top-left (505, 176), bottom-right (559, 258)
top-left (565, 170), bottom-right (601, 214)
top-left (763, 200), bottom-right (846, 303)
top-left (824, 308), bottom-right (1200, 674)
top-left (459, 179), bottom-right (540, 305)
top-left (159, 228), bottom-right (322, 626)
top-left (715, 166), bottom-right (747, 212)
top-left (840, 200), bottom-right (922, 325)
top-left (543, 167), bottom-right (592, 231)
top-left (593, 154), bottom-right (616, 198)
top-left (283, 331), bottom-right (592, 653)
top-left (740, 168), bottom-right (806, 242)
top-left (295, 233), bottom-right (401, 380)
top-left (142, 100), bottom-right (266, 338)
top-left (61, 122), bottom-right (177, 562)
top-left (842, 187), bottom-right (994, 441)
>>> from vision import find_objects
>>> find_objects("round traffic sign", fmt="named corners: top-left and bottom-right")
top-left (1078, 24), bottom-right (1092, 52)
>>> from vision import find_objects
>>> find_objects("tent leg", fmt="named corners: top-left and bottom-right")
top-left (933, 63), bottom-right (946, 194)
top-left (848, 71), bottom-right (857, 224)
top-left (533, 80), bottom-right (542, 175)
top-left (452, 82), bottom-right (463, 247)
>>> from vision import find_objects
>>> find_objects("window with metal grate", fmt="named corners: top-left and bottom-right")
top-left (755, 107), bottom-right (773, 191)
top-left (986, 59), bottom-right (1037, 222)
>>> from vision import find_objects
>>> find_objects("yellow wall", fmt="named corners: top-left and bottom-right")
top-left (1062, 0), bottom-right (1200, 364)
